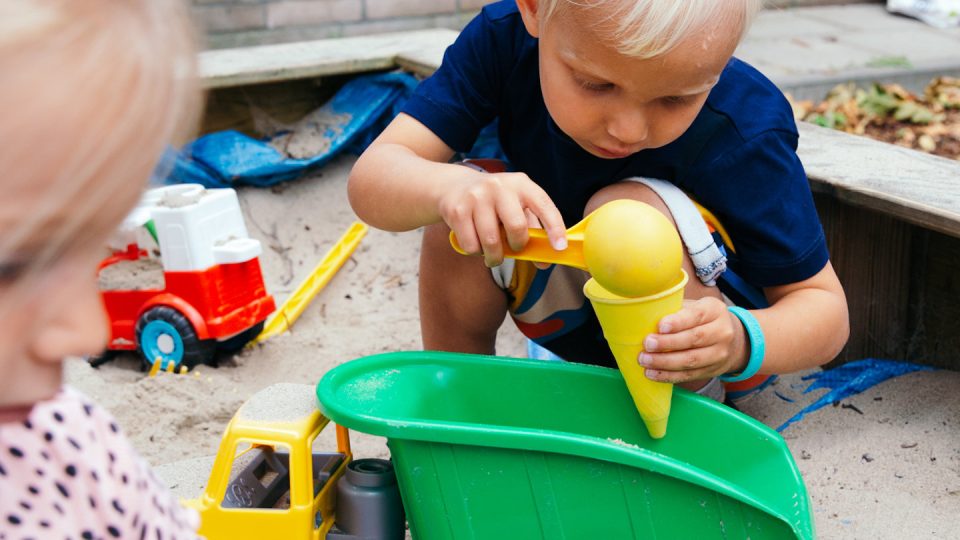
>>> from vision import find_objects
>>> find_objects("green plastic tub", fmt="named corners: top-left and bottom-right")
top-left (317, 352), bottom-right (813, 539)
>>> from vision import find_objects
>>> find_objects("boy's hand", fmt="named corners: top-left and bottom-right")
top-left (439, 169), bottom-right (567, 267)
top-left (637, 297), bottom-right (749, 383)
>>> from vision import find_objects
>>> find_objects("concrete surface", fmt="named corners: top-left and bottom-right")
top-left (740, 4), bottom-right (960, 98)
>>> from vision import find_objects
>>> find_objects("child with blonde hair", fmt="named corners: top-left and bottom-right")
top-left (349, 0), bottom-right (849, 401)
top-left (0, 0), bottom-right (202, 536)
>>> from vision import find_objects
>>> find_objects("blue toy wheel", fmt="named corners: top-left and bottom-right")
top-left (135, 306), bottom-right (215, 371)
top-left (140, 319), bottom-right (184, 370)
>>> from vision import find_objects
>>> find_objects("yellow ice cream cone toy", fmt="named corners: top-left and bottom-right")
top-left (584, 271), bottom-right (687, 439)
top-left (582, 199), bottom-right (686, 438)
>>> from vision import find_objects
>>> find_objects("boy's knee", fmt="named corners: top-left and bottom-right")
top-left (420, 222), bottom-right (501, 291)
top-left (584, 181), bottom-right (674, 227)
top-left (421, 222), bottom-right (452, 251)
top-left (419, 224), bottom-right (508, 353)
top-left (421, 222), bottom-right (471, 265)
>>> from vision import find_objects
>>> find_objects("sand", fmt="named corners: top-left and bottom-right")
top-left (97, 257), bottom-right (165, 290)
top-left (738, 370), bottom-right (960, 538)
top-left (264, 107), bottom-right (354, 159)
top-left (236, 383), bottom-right (317, 423)
top-left (67, 155), bottom-right (960, 539)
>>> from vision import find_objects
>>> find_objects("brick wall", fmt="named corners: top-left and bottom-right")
top-left (194, 0), bottom-right (485, 49)
top-left (194, 0), bottom-right (882, 49)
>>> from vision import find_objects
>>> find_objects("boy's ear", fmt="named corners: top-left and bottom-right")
top-left (515, 0), bottom-right (541, 38)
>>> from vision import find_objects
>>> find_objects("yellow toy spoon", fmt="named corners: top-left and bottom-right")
top-left (449, 199), bottom-right (683, 298)
top-left (449, 217), bottom-right (589, 270)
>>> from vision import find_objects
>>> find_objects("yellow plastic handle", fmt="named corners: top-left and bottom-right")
top-left (448, 228), bottom-right (587, 270)
top-left (254, 222), bottom-right (368, 344)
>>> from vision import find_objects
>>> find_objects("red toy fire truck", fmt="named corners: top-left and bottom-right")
top-left (97, 184), bottom-right (275, 370)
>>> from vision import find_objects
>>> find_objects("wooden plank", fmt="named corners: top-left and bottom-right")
top-left (906, 229), bottom-right (960, 368)
top-left (815, 194), bottom-right (913, 365)
top-left (816, 193), bottom-right (960, 369)
top-left (395, 48), bottom-right (447, 77)
top-left (798, 122), bottom-right (960, 239)
top-left (199, 29), bottom-right (456, 89)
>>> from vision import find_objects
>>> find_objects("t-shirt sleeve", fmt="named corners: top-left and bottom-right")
top-left (690, 129), bottom-right (829, 288)
top-left (400, 10), bottom-right (507, 152)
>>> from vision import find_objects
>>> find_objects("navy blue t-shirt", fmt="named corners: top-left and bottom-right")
top-left (402, 0), bottom-right (828, 289)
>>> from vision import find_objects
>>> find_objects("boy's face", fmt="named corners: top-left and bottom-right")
top-left (520, 1), bottom-right (741, 159)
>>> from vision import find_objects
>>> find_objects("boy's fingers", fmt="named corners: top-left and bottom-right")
top-left (644, 322), bottom-right (718, 352)
top-left (474, 206), bottom-right (504, 266)
top-left (643, 365), bottom-right (715, 384)
top-left (524, 209), bottom-right (542, 229)
top-left (521, 189), bottom-right (566, 251)
top-left (656, 309), bottom-right (698, 335)
top-left (496, 192), bottom-right (530, 252)
top-left (524, 210), bottom-right (551, 269)
top-left (450, 218), bottom-right (480, 255)
top-left (657, 299), bottom-right (717, 334)
top-left (639, 348), bottom-right (721, 379)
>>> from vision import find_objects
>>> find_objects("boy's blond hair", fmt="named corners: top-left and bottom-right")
top-left (540, 0), bottom-right (763, 59)
top-left (0, 0), bottom-right (201, 304)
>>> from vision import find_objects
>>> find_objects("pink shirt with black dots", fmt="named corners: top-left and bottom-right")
top-left (0, 387), bottom-right (201, 539)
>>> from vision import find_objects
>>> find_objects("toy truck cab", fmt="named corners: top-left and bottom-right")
top-left (184, 383), bottom-right (352, 539)
top-left (98, 184), bottom-right (275, 369)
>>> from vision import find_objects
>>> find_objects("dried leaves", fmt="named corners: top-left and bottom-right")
top-left (788, 77), bottom-right (960, 160)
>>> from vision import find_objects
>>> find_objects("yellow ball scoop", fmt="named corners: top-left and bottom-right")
top-left (449, 199), bottom-right (683, 297)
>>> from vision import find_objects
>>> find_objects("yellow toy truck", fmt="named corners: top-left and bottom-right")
top-left (183, 383), bottom-right (404, 540)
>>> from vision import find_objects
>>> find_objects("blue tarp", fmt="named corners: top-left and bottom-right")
top-left (164, 72), bottom-right (419, 188)
top-left (162, 71), bottom-right (508, 189)
top-left (777, 358), bottom-right (936, 431)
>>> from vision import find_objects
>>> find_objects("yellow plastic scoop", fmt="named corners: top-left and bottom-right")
top-left (449, 217), bottom-right (589, 269)
top-left (448, 199), bottom-right (683, 297)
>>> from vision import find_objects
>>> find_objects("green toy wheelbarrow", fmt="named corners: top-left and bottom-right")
top-left (317, 351), bottom-right (814, 539)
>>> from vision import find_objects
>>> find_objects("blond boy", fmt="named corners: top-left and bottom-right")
top-left (349, 0), bottom-right (849, 398)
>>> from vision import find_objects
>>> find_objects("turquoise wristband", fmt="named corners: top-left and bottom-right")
top-left (719, 306), bottom-right (765, 383)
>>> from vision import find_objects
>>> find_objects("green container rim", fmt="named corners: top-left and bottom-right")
top-left (318, 351), bottom-right (811, 536)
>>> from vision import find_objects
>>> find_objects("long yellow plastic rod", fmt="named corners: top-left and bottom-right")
top-left (253, 221), bottom-right (368, 344)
